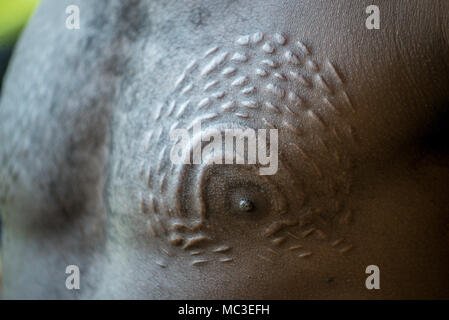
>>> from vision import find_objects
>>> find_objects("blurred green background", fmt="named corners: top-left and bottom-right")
top-left (0, 0), bottom-right (40, 90)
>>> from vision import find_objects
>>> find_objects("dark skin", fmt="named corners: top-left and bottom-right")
top-left (0, 0), bottom-right (448, 299)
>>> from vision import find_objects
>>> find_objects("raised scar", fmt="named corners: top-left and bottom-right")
top-left (138, 31), bottom-right (358, 267)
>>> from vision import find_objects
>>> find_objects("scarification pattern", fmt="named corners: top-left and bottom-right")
top-left (129, 31), bottom-right (358, 268)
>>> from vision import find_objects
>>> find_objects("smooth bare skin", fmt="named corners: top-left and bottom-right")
top-left (0, 0), bottom-right (448, 299)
